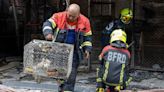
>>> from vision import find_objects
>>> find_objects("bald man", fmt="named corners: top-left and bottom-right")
top-left (42, 4), bottom-right (92, 92)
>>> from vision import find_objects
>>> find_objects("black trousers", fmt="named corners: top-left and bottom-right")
top-left (63, 51), bottom-right (80, 91)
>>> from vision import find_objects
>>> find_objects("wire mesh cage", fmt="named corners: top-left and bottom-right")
top-left (23, 39), bottom-right (74, 79)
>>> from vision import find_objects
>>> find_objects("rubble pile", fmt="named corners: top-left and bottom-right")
top-left (128, 69), bottom-right (164, 90)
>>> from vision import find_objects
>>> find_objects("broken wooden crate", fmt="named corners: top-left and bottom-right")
top-left (23, 39), bottom-right (74, 79)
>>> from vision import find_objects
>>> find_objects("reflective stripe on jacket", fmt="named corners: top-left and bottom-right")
top-left (99, 45), bottom-right (131, 87)
top-left (42, 11), bottom-right (92, 52)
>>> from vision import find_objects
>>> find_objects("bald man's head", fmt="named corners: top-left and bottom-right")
top-left (66, 4), bottom-right (80, 22)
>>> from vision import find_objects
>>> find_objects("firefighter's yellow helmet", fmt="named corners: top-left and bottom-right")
top-left (120, 8), bottom-right (133, 24)
top-left (110, 29), bottom-right (127, 44)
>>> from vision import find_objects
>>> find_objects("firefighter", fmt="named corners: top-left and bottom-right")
top-left (101, 8), bottom-right (133, 48)
top-left (42, 3), bottom-right (92, 92)
top-left (96, 29), bottom-right (132, 92)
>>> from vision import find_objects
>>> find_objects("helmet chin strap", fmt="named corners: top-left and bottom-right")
top-left (122, 20), bottom-right (130, 24)
top-left (120, 18), bottom-right (130, 24)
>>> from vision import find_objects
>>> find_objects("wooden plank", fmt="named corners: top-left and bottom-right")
top-left (0, 62), bottom-right (20, 72)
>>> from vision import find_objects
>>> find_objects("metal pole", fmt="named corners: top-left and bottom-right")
top-left (130, 0), bottom-right (135, 68)
top-left (12, 0), bottom-right (20, 54)
top-left (43, 0), bottom-right (46, 21)
top-left (88, 0), bottom-right (90, 18)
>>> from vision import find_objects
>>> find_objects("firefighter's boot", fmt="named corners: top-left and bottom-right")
top-left (96, 88), bottom-right (105, 92)
top-left (58, 79), bottom-right (65, 92)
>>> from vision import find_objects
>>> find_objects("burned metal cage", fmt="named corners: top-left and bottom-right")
top-left (23, 39), bottom-right (74, 79)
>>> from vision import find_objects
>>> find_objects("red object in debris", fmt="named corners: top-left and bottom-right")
top-left (106, 88), bottom-right (110, 92)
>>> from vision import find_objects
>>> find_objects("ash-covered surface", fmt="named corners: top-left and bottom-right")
top-left (1, 56), bottom-right (164, 91)
top-left (129, 70), bottom-right (164, 82)
top-left (0, 65), bottom-right (96, 92)
top-left (126, 68), bottom-right (164, 90)
top-left (1, 66), bottom-right (164, 92)
top-left (23, 40), bottom-right (74, 79)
